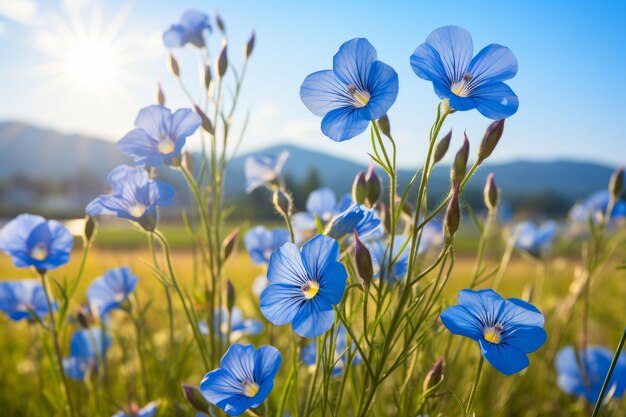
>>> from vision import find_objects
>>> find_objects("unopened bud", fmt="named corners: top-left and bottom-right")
top-left (354, 230), bottom-right (373, 290)
top-left (182, 384), bottom-right (210, 413)
top-left (444, 185), bottom-right (461, 242)
top-left (203, 64), bottom-right (213, 91)
top-left (217, 45), bottom-right (228, 79)
top-left (156, 83), bottom-right (165, 105)
top-left (272, 189), bottom-right (293, 218)
top-left (182, 151), bottom-right (194, 173)
top-left (477, 119), bottom-right (504, 163)
top-left (352, 171), bottom-right (367, 204)
top-left (365, 165), bottom-right (382, 207)
top-left (423, 356), bottom-right (445, 392)
top-left (244, 31), bottom-right (255, 59)
top-left (168, 53), bottom-right (180, 77)
top-left (223, 228), bottom-right (239, 261)
top-left (83, 215), bottom-right (97, 244)
top-left (609, 167), bottom-right (624, 200)
top-left (75, 306), bottom-right (92, 329)
top-left (379, 201), bottom-right (391, 233)
top-left (484, 173), bottom-right (499, 213)
top-left (377, 115), bottom-right (391, 139)
top-left (450, 133), bottom-right (469, 186)
top-left (433, 129), bottom-right (452, 164)
top-left (397, 194), bottom-right (414, 217)
top-left (194, 105), bottom-right (215, 135)
top-left (216, 13), bottom-right (226, 33)
top-left (226, 280), bottom-right (236, 312)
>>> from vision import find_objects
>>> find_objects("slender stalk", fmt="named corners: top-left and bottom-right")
top-left (465, 356), bottom-right (485, 416)
top-left (591, 327), bottom-right (626, 417)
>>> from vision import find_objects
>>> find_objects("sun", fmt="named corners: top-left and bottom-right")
top-left (65, 38), bottom-right (118, 89)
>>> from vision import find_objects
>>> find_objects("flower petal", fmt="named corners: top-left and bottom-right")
top-left (321, 107), bottom-right (370, 142)
top-left (301, 234), bottom-right (340, 281)
top-left (479, 339), bottom-right (529, 375)
top-left (259, 283), bottom-right (304, 326)
top-left (306, 187), bottom-right (337, 220)
top-left (292, 298), bottom-right (335, 338)
top-left (440, 305), bottom-right (482, 340)
top-left (467, 44), bottom-right (518, 86)
top-left (503, 325), bottom-right (546, 353)
top-left (317, 262), bottom-right (347, 305)
top-left (470, 81), bottom-right (519, 119)
top-left (503, 298), bottom-right (545, 327)
top-left (332, 38), bottom-right (377, 89)
top-left (424, 26), bottom-right (473, 84)
top-left (170, 108), bottom-right (201, 141)
top-left (266, 242), bottom-right (308, 285)
top-left (410, 43), bottom-right (450, 88)
top-left (300, 70), bottom-right (350, 117)
top-left (457, 288), bottom-right (504, 326)
top-left (364, 61), bottom-right (399, 120)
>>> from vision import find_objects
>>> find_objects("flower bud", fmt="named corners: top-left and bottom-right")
top-left (377, 115), bottom-right (391, 139)
top-left (609, 166), bottom-right (624, 201)
top-left (216, 13), bottom-right (226, 33)
top-left (433, 129), bottom-right (452, 164)
top-left (244, 31), bottom-right (255, 60)
top-left (423, 356), bottom-right (445, 392)
top-left (483, 173), bottom-right (499, 213)
top-left (379, 201), bottom-right (391, 233)
top-left (450, 133), bottom-right (469, 186)
top-left (222, 228), bottom-right (239, 262)
top-left (352, 171), bottom-right (367, 204)
top-left (83, 215), bottom-right (97, 244)
top-left (194, 105), bottom-right (215, 135)
top-left (75, 306), bottom-right (92, 329)
top-left (398, 195), bottom-right (414, 218)
top-left (226, 280), bottom-right (236, 312)
top-left (354, 230), bottom-right (373, 290)
top-left (182, 151), bottom-right (194, 173)
top-left (156, 83), bottom-right (165, 106)
top-left (272, 189), bottom-right (293, 218)
top-left (217, 44), bottom-right (228, 79)
top-left (182, 384), bottom-right (210, 413)
top-left (365, 165), bottom-right (382, 207)
top-left (168, 53), bottom-right (180, 77)
top-left (444, 185), bottom-right (460, 242)
top-left (203, 64), bottom-right (213, 91)
top-left (477, 119), bottom-right (505, 163)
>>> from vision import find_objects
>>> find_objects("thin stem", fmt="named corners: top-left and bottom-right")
top-left (591, 327), bottom-right (626, 417)
top-left (465, 355), bottom-right (485, 415)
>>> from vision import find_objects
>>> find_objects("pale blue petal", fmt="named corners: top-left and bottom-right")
top-left (467, 44), bottom-right (518, 85)
top-left (260, 284), bottom-right (304, 325)
top-left (300, 70), bottom-right (350, 117)
top-left (321, 107), bottom-right (369, 142)
top-left (332, 38), bottom-right (377, 89)
top-left (292, 299), bottom-right (335, 338)
top-left (363, 61), bottom-right (399, 120)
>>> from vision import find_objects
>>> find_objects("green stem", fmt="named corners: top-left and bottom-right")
top-left (465, 355), bottom-right (485, 415)
top-left (591, 327), bottom-right (626, 417)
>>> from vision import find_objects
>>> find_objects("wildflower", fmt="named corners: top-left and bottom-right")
top-left (85, 165), bottom-right (175, 232)
top-left (300, 38), bottom-right (399, 142)
top-left (292, 187), bottom-right (352, 231)
top-left (200, 344), bottom-right (281, 416)
top-left (63, 328), bottom-right (112, 380)
top-left (117, 105), bottom-right (201, 167)
top-left (0, 214), bottom-right (73, 271)
top-left (199, 307), bottom-right (264, 343)
top-left (0, 280), bottom-right (56, 321)
top-left (418, 219), bottom-right (444, 254)
top-left (512, 220), bottom-right (557, 257)
top-left (568, 190), bottom-right (626, 225)
top-left (113, 402), bottom-right (158, 417)
top-left (86, 267), bottom-right (138, 318)
top-left (440, 289), bottom-right (546, 375)
top-left (163, 10), bottom-right (211, 48)
top-left (244, 151), bottom-right (289, 193)
top-left (556, 346), bottom-right (626, 403)
top-left (410, 26), bottom-right (518, 119)
top-left (243, 226), bottom-right (290, 265)
top-left (301, 326), bottom-right (361, 377)
top-left (326, 204), bottom-right (381, 240)
top-left (260, 235), bottom-right (347, 338)
top-left (367, 236), bottom-right (409, 282)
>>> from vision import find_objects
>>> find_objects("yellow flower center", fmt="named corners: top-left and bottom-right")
top-left (30, 243), bottom-right (48, 261)
top-left (450, 72), bottom-right (473, 98)
top-left (129, 204), bottom-right (146, 218)
top-left (347, 83), bottom-right (370, 108)
top-left (243, 381), bottom-right (259, 397)
top-left (302, 280), bottom-right (320, 299)
top-left (157, 136), bottom-right (176, 154)
top-left (483, 324), bottom-right (504, 344)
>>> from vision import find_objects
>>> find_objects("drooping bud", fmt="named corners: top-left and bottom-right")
top-left (444, 185), bottom-right (461, 242)
top-left (203, 64), bottom-right (213, 91)
top-left (379, 201), bottom-right (391, 233)
top-left (477, 119), bottom-right (505, 164)
top-left (226, 280), bottom-right (236, 312)
top-left (433, 129), bottom-right (452, 164)
top-left (182, 384), bottom-right (210, 413)
top-left (450, 133), bottom-right (469, 186)
top-left (377, 115), bottom-right (391, 139)
top-left (483, 173), bottom-right (499, 213)
top-left (156, 83), bottom-right (165, 106)
top-left (215, 13), bottom-right (226, 33)
top-left (168, 53), bottom-right (180, 77)
top-left (194, 105), bottom-right (215, 135)
top-left (423, 356), bottom-right (445, 392)
top-left (272, 189), bottom-right (293, 218)
top-left (352, 171), bottom-right (367, 204)
top-left (217, 44), bottom-right (228, 79)
top-left (222, 228), bottom-right (239, 262)
top-left (244, 31), bottom-right (255, 60)
top-left (609, 166), bottom-right (624, 201)
top-left (83, 215), bottom-right (97, 245)
top-left (365, 165), bottom-right (382, 207)
top-left (354, 230), bottom-right (373, 290)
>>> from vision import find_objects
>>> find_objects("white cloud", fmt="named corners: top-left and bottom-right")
top-left (0, 0), bottom-right (38, 24)
top-left (282, 119), bottom-right (319, 140)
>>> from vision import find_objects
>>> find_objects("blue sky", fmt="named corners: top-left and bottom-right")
top-left (0, 0), bottom-right (624, 168)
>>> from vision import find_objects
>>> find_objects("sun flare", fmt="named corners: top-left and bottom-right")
top-left (65, 38), bottom-right (118, 89)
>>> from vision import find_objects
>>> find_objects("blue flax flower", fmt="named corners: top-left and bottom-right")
top-left (556, 346), bottom-right (626, 403)
top-left (244, 151), bottom-right (289, 193)
top-left (260, 234), bottom-right (347, 338)
top-left (410, 26), bottom-right (518, 119)
top-left (118, 105), bottom-right (201, 167)
top-left (292, 187), bottom-right (352, 233)
top-left (0, 214), bottom-right (73, 271)
top-left (63, 328), bottom-right (112, 380)
top-left (302, 325), bottom-right (361, 377)
top-left (87, 267), bottom-right (138, 318)
top-left (200, 307), bottom-right (264, 343)
top-left (326, 203), bottom-right (381, 240)
top-left (200, 344), bottom-right (281, 416)
top-left (568, 190), bottom-right (626, 225)
top-left (86, 165), bottom-right (175, 232)
top-left (367, 236), bottom-right (409, 282)
top-left (512, 220), bottom-right (557, 257)
top-left (163, 10), bottom-right (211, 48)
top-left (440, 289), bottom-right (546, 375)
top-left (300, 38), bottom-right (399, 142)
top-left (244, 226), bottom-right (290, 265)
top-left (418, 219), bottom-right (444, 255)
top-left (0, 279), bottom-right (56, 321)
top-left (113, 402), bottom-right (158, 417)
